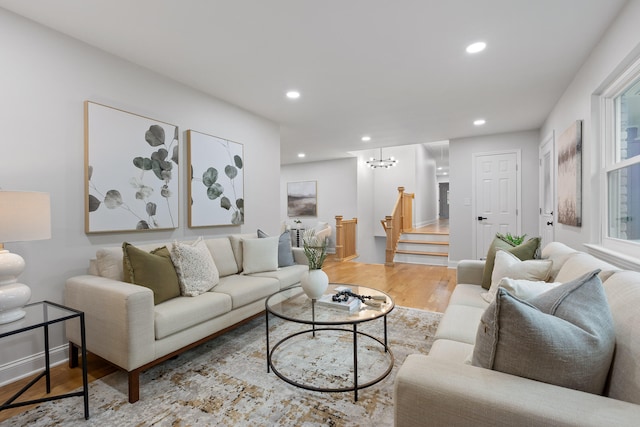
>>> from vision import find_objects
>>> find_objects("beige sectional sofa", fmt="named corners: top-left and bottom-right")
top-left (395, 242), bottom-right (640, 426)
top-left (65, 233), bottom-right (308, 403)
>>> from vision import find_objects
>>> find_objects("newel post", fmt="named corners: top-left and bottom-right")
top-left (335, 215), bottom-right (344, 261)
top-left (384, 215), bottom-right (394, 266)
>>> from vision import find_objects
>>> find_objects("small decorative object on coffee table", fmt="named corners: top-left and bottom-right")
top-left (300, 229), bottom-right (328, 299)
top-left (265, 284), bottom-right (395, 401)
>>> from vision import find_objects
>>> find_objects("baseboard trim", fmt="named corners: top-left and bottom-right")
top-left (0, 344), bottom-right (68, 387)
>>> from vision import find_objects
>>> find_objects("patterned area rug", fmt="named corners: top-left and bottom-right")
top-left (7, 307), bottom-right (441, 426)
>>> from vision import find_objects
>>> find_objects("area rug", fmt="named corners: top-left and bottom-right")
top-left (6, 307), bottom-right (442, 427)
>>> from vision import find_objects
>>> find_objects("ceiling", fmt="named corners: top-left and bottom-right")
top-left (0, 0), bottom-right (627, 165)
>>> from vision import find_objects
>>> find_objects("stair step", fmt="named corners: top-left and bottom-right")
top-left (404, 229), bottom-right (449, 235)
top-left (398, 240), bottom-right (448, 246)
top-left (395, 250), bottom-right (448, 257)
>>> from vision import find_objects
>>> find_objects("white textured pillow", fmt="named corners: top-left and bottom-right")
top-left (170, 237), bottom-right (220, 296)
top-left (242, 236), bottom-right (279, 274)
top-left (481, 277), bottom-right (562, 303)
top-left (483, 250), bottom-right (553, 303)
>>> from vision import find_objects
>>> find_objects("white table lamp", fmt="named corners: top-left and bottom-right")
top-left (0, 191), bottom-right (51, 324)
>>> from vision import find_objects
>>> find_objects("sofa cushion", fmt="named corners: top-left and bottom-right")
top-left (170, 237), bottom-right (220, 296)
top-left (249, 264), bottom-right (308, 289)
top-left (472, 270), bottom-right (615, 395)
top-left (203, 237), bottom-right (239, 277)
top-left (540, 241), bottom-right (578, 281)
top-left (555, 252), bottom-right (619, 284)
top-left (435, 305), bottom-right (486, 345)
top-left (257, 229), bottom-right (295, 267)
top-left (122, 243), bottom-right (181, 305)
top-left (446, 284), bottom-right (489, 309)
top-left (214, 274), bottom-right (280, 309)
top-left (242, 236), bottom-right (279, 274)
top-left (602, 271), bottom-right (640, 404)
top-left (428, 339), bottom-right (475, 364)
top-left (154, 291), bottom-right (232, 339)
top-left (481, 236), bottom-right (540, 289)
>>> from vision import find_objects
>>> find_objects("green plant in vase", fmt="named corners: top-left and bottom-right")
top-left (301, 229), bottom-right (329, 299)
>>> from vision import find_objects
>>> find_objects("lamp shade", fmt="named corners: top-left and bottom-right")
top-left (0, 191), bottom-right (51, 243)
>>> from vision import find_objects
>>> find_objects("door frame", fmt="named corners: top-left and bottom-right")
top-left (471, 149), bottom-right (522, 259)
top-left (539, 131), bottom-right (556, 247)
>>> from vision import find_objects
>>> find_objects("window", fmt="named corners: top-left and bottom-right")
top-left (601, 61), bottom-right (640, 258)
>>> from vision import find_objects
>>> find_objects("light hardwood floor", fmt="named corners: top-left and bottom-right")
top-left (0, 256), bottom-right (455, 422)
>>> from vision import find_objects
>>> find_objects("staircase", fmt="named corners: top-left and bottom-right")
top-left (393, 227), bottom-right (449, 266)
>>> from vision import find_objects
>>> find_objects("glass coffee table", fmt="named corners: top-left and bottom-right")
top-left (265, 284), bottom-right (395, 401)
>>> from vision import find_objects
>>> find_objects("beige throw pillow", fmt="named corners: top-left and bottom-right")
top-left (481, 236), bottom-right (541, 289)
top-left (170, 237), bottom-right (220, 296)
top-left (482, 250), bottom-right (553, 302)
top-left (481, 277), bottom-right (561, 304)
top-left (242, 236), bottom-right (279, 274)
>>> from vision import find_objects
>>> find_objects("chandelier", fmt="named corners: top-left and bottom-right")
top-left (366, 147), bottom-right (397, 169)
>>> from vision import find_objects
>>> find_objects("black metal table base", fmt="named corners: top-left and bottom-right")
top-left (266, 320), bottom-right (394, 401)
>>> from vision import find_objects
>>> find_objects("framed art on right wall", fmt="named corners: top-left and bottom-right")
top-left (557, 120), bottom-right (582, 227)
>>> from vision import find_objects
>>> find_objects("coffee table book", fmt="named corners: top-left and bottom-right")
top-left (316, 294), bottom-right (361, 311)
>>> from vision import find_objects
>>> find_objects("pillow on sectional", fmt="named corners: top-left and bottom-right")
top-left (122, 243), bottom-right (181, 305)
top-left (483, 250), bottom-right (553, 299)
top-left (481, 277), bottom-right (561, 304)
top-left (481, 236), bottom-right (541, 289)
top-left (170, 237), bottom-right (220, 297)
top-left (257, 228), bottom-right (295, 267)
top-left (472, 270), bottom-right (615, 395)
top-left (242, 236), bottom-right (279, 274)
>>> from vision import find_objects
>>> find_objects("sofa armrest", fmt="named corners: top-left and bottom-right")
top-left (64, 275), bottom-right (156, 371)
top-left (395, 355), bottom-right (640, 427)
top-left (456, 260), bottom-right (485, 285)
top-left (292, 247), bottom-right (308, 265)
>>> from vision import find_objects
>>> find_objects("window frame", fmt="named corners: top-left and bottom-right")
top-left (598, 55), bottom-right (640, 260)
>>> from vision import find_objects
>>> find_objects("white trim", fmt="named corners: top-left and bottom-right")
top-left (539, 131), bottom-right (556, 246)
top-left (584, 244), bottom-right (640, 272)
top-left (0, 344), bottom-right (68, 387)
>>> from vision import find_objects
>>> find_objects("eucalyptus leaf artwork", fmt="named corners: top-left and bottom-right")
top-left (187, 130), bottom-right (244, 227)
top-left (85, 101), bottom-right (179, 233)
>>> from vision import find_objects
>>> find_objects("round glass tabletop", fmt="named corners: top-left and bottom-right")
top-left (265, 283), bottom-right (395, 325)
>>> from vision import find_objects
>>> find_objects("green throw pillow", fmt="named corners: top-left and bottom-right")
top-left (122, 243), bottom-right (181, 305)
top-left (472, 270), bottom-right (615, 395)
top-left (481, 236), bottom-right (540, 289)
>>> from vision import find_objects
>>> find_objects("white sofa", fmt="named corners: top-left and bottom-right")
top-left (394, 242), bottom-right (640, 426)
top-left (65, 232), bottom-right (308, 403)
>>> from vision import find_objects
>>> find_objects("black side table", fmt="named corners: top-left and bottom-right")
top-left (0, 301), bottom-right (89, 420)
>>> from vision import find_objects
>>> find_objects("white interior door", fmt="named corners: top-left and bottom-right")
top-left (474, 151), bottom-right (520, 258)
top-left (539, 132), bottom-right (555, 248)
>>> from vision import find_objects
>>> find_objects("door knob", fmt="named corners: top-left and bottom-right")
top-left (477, 216), bottom-right (487, 221)
top-left (546, 221), bottom-right (553, 226)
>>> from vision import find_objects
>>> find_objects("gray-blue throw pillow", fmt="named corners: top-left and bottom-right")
top-left (257, 229), bottom-right (295, 267)
top-left (472, 270), bottom-right (615, 395)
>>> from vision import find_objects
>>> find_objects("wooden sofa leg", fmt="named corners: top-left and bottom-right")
top-left (68, 342), bottom-right (79, 368)
top-left (128, 370), bottom-right (140, 403)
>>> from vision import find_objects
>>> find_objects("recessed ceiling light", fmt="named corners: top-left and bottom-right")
top-left (286, 90), bottom-right (301, 99)
top-left (437, 167), bottom-right (443, 170)
top-left (474, 119), bottom-right (486, 126)
top-left (297, 153), bottom-right (305, 158)
top-left (361, 135), bottom-right (371, 142)
top-left (466, 42), bottom-right (486, 54)
top-left (443, 172), bottom-right (448, 176)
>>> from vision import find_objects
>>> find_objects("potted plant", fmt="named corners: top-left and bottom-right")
top-left (300, 229), bottom-right (328, 299)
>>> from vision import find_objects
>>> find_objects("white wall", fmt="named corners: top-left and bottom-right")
top-left (415, 144), bottom-right (439, 227)
top-left (541, 0), bottom-right (640, 251)
top-left (280, 157), bottom-right (358, 251)
top-left (449, 130), bottom-right (540, 263)
top-left (0, 9), bottom-right (281, 384)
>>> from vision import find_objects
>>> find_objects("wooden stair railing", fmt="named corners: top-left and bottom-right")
top-left (381, 187), bottom-right (415, 266)
top-left (335, 215), bottom-right (358, 261)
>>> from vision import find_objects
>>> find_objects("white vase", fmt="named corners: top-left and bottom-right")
top-left (301, 269), bottom-right (329, 300)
